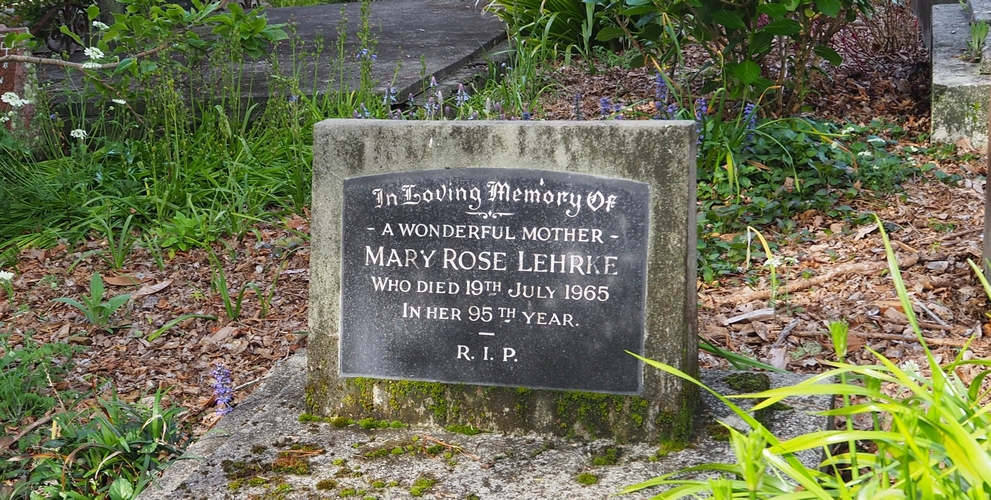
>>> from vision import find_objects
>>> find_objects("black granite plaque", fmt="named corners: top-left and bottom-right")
top-left (340, 168), bottom-right (650, 394)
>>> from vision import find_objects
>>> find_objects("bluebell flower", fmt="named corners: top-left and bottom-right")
top-left (455, 83), bottom-right (470, 106)
top-left (694, 98), bottom-right (707, 144)
top-left (599, 97), bottom-right (612, 117)
top-left (743, 102), bottom-right (757, 143)
top-left (211, 363), bottom-right (234, 415)
top-left (383, 86), bottom-right (397, 106)
top-left (407, 93), bottom-right (415, 107)
top-left (426, 96), bottom-right (439, 118)
top-left (429, 75), bottom-right (438, 88)
top-left (522, 110), bottom-right (531, 120)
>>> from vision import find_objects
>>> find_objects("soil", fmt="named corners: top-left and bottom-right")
top-left (2, 8), bottom-right (989, 450)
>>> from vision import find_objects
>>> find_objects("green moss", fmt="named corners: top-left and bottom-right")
top-left (358, 417), bottom-right (391, 430)
top-left (371, 480), bottom-right (386, 488)
top-left (228, 479), bottom-right (243, 490)
top-left (247, 477), bottom-right (267, 487)
top-left (529, 441), bottom-right (555, 458)
top-left (220, 459), bottom-right (268, 480)
top-left (576, 472), bottom-right (599, 485)
top-left (725, 372), bottom-right (771, 393)
top-left (591, 447), bottom-right (619, 466)
top-left (410, 475), bottom-right (437, 497)
top-left (339, 488), bottom-right (358, 497)
top-left (332, 458), bottom-right (347, 466)
top-left (363, 448), bottom-right (390, 458)
top-left (706, 421), bottom-right (731, 441)
top-left (316, 479), bottom-right (338, 491)
top-left (467, 494), bottom-right (480, 500)
top-left (390, 446), bottom-right (405, 455)
top-left (271, 455), bottom-right (311, 475)
top-left (425, 444), bottom-right (446, 455)
top-left (445, 424), bottom-right (482, 435)
top-left (251, 444), bottom-right (267, 454)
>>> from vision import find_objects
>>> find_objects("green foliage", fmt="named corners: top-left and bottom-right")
top-left (966, 20), bottom-right (990, 62)
top-left (622, 217), bottom-right (991, 499)
top-left (52, 273), bottom-right (131, 329)
top-left (208, 251), bottom-right (258, 321)
top-left (19, 389), bottom-right (189, 499)
top-left (487, 0), bottom-right (615, 71)
top-left (615, 0), bottom-right (870, 114)
top-left (0, 333), bottom-right (79, 425)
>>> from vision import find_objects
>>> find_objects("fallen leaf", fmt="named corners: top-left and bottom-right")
top-left (131, 279), bottom-right (173, 302)
top-left (104, 274), bottom-right (144, 286)
top-left (854, 223), bottom-right (878, 240)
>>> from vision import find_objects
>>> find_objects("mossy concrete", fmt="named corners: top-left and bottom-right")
top-left (309, 120), bottom-right (698, 443)
top-left (932, 4), bottom-right (991, 148)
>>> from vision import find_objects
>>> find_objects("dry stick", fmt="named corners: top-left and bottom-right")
top-left (0, 44), bottom-right (169, 70)
top-left (790, 330), bottom-right (968, 347)
top-left (913, 227), bottom-right (984, 245)
top-left (422, 435), bottom-right (480, 461)
top-left (914, 300), bottom-right (951, 327)
top-left (0, 413), bottom-right (54, 451)
top-left (772, 318), bottom-right (802, 348)
top-left (716, 254), bottom-right (920, 305)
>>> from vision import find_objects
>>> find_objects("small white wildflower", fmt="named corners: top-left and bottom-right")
top-left (867, 137), bottom-right (886, 146)
top-left (899, 359), bottom-right (921, 378)
top-left (857, 150), bottom-right (873, 158)
top-left (112, 98), bottom-right (126, 105)
top-left (0, 270), bottom-right (12, 282)
top-left (764, 257), bottom-right (783, 268)
top-left (83, 46), bottom-right (104, 59)
top-left (841, 125), bottom-right (856, 134)
top-left (81, 62), bottom-right (101, 69)
top-left (92, 20), bottom-right (110, 30)
top-left (829, 140), bottom-right (842, 150)
top-left (69, 128), bottom-right (88, 139)
top-left (1, 91), bottom-right (29, 108)
top-left (0, 115), bottom-right (8, 123)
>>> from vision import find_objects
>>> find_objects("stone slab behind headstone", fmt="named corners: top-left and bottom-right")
top-left (308, 120), bottom-right (698, 443)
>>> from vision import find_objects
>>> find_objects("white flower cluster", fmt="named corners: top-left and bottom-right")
top-left (112, 98), bottom-right (126, 105)
top-left (83, 47), bottom-right (104, 60)
top-left (1, 92), bottom-right (30, 108)
top-left (70, 128), bottom-right (88, 139)
top-left (92, 20), bottom-right (110, 30)
top-left (0, 270), bottom-right (12, 282)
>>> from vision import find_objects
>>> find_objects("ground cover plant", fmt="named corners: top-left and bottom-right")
top-left (0, 0), bottom-right (987, 496)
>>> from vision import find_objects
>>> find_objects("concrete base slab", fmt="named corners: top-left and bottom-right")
top-left (932, 4), bottom-right (991, 148)
top-left (139, 351), bottom-right (833, 499)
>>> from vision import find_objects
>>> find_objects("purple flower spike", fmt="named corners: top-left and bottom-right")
top-left (211, 363), bottom-right (234, 415)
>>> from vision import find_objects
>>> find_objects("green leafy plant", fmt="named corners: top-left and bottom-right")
top-left (623, 216), bottom-right (991, 498)
top-left (208, 251), bottom-right (259, 321)
top-left (93, 212), bottom-right (137, 270)
top-left (606, 0), bottom-right (872, 114)
top-left (965, 20), bottom-right (989, 62)
top-left (53, 273), bottom-right (131, 329)
top-left (17, 388), bottom-right (190, 499)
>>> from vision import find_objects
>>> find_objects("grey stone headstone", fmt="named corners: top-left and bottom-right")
top-left (308, 120), bottom-right (698, 442)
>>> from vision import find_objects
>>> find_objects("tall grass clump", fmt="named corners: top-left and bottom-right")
top-left (623, 214), bottom-right (991, 499)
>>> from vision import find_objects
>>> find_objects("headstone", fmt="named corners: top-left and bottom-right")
top-left (309, 120), bottom-right (698, 442)
top-left (0, 26), bottom-right (31, 131)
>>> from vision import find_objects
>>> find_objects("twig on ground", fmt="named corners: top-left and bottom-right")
top-left (0, 413), bottom-right (54, 451)
top-left (718, 254), bottom-right (920, 305)
top-left (772, 319), bottom-right (802, 348)
top-left (914, 301), bottom-right (951, 327)
top-left (790, 330), bottom-right (968, 347)
top-left (422, 435), bottom-right (480, 461)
